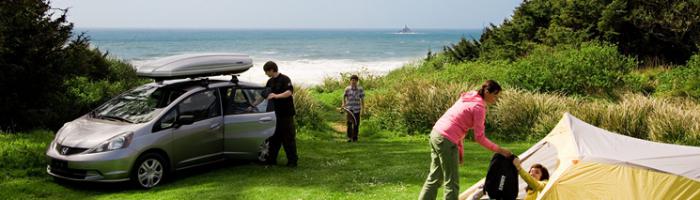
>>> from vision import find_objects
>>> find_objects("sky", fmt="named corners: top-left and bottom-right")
top-left (50, 0), bottom-right (522, 29)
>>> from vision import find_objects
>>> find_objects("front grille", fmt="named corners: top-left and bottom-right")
top-left (56, 144), bottom-right (88, 155)
top-left (49, 159), bottom-right (86, 179)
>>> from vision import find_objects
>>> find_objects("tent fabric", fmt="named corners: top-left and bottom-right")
top-left (459, 113), bottom-right (700, 200)
top-left (542, 162), bottom-right (700, 200)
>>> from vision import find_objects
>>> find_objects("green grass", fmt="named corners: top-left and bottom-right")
top-left (0, 130), bottom-right (531, 200)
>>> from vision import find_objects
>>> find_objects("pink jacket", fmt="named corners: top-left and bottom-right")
top-left (433, 91), bottom-right (500, 163)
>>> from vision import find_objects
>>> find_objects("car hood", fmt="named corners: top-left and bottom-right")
top-left (55, 116), bottom-right (143, 148)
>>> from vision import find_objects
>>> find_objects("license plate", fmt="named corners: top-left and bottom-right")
top-left (51, 159), bottom-right (68, 169)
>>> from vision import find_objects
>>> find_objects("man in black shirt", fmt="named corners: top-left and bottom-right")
top-left (263, 61), bottom-right (298, 167)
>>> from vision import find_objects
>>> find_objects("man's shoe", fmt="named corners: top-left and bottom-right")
top-left (286, 162), bottom-right (297, 168)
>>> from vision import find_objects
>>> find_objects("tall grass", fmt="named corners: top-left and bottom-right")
top-left (362, 78), bottom-right (700, 145)
top-left (489, 90), bottom-right (574, 140)
top-left (647, 101), bottom-right (700, 145)
top-left (314, 71), bottom-right (384, 93)
top-left (293, 87), bottom-right (324, 130)
top-left (492, 91), bottom-right (700, 144)
top-left (364, 79), bottom-right (473, 134)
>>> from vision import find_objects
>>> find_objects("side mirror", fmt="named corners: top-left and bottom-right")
top-left (175, 115), bottom-right (195, 127)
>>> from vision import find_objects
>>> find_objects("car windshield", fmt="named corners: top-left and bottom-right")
top-left (92, 85), bottom-right (186, 123)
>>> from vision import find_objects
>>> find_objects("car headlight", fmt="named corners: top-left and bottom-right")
top-left (88, 132), bottom-right (134, 153)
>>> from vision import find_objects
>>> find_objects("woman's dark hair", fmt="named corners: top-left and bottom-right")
top-left (525, 164), bottom-right (550, 191)
top-left (478, 80), bottom-right (502, 97)
top-left (263, 61), bottom-right (278, 72)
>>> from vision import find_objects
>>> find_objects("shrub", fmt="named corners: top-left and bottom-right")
top-left (443, 37), bottom-right (481, 63)
top-left (56, 57), bottom-right (147, 127)
top-left (363, 89), bottom-right (404, 132)
top-left (507, 42), bottom-right (637, 96)
top-left (0, 1), bottom-right (147, 131)
top-left (424, 53), bottom-right (451, 70)
top-left (480, 0), bottom-right (700, 64)
top-left (656, 54), bottom-right (700, 100)
top-left (315, 71), bottom-right (384, 93)
top-left (572, 94), bottom-right (655, 140)
top-left (434, 60), bottom-right (510, 86)
top-left (647, 100), bottom-right (700, 146)
top-left (489, 89), bottom-right (573, 140)
top-left (293, 87), bottom-right (324, 130)
top-left (364, 80), bottom-right (473, 135)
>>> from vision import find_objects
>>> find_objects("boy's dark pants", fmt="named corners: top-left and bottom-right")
top-left (346, 112), bottom-right (360, 141)
top-left (268, 115), bottom-right (298, 165)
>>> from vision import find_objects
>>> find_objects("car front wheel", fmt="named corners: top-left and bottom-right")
top-left (131, 153), bottom-right (167, 189)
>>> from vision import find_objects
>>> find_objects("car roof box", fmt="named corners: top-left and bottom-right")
top-left (137, 53), bottom-right (253, 80)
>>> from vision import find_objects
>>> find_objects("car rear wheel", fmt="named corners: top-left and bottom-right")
top-left (257, 139), bottom-right (270, 162)
top-left (131, 153), bottom-right (167, 189)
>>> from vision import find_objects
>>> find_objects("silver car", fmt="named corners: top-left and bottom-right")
top-left (46, 76), bottom-right (276, 188)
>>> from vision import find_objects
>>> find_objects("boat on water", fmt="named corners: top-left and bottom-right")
top-left (396, 25), bottom-right (415, 34)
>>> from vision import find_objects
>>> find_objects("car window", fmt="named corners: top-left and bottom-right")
top-left (155, 108), bottom-right (177, 131)
top-left (222, 87), bottom-right (269, 115)
top-left (244, 88), bottom-right (269, 113)
top-left (178, 89), bottom-right (221, 122)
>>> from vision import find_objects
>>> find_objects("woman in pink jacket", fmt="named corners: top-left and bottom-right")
top-left (419, 80), bottom-right (513, 200)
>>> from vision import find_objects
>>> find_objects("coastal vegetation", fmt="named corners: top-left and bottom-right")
top-left (0, 0), bottom-right (145, 132)
top-left (312, 0), bottom-right (700, 145)
top-left (1, 0), bottom-right (699, 198)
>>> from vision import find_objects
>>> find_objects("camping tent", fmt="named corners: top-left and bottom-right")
top-left (460, 113), bottom-right (700, 200)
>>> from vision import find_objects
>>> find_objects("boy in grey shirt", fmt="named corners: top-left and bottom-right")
top-left (342, 75), bottom-right (364, 142)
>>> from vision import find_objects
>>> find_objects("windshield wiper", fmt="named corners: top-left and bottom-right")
top-left (98, 115), bottom-right (134, 124)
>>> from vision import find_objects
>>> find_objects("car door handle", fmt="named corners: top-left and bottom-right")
top-left (209, 122), bottom-right (221, 130)
top-left (259, 117), bottom-right (273, 122)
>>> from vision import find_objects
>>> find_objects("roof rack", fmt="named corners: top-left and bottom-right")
top-left (230, 75), bottom-right (239, 86)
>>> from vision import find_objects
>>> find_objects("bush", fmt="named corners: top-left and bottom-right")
top-left (0, 0), bottom-right (73, 131)
top-left (622, 71), bottom-right (658, 95)
top-left (315, 72), bottom-right (384, 93)
top-left (434, 60), bottom-right (510, 85)
top-left (0, 1), bottom-right (147, 131)
top-left (480, 0), bottom-right (700, 64)
top-left (443, 37), bottom-right (481, 63)
top-left (489, 89), bottom-right (574, 140)
top-left (293, 87), bottom-right (324, 130)
top-left (490, 90), bottom-right (700, 144)
top-left (656, 54), bottom-right (700, 99)
top-left (364, 80), bottom-right (473, 135)
top-left (507, 42), bottom-right (637, 96)
top-left (571, 94), bottom-right (655, 140)
top-left (423, 53), bottom-right (451, 70)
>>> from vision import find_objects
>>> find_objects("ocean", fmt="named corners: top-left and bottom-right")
top-left (78, 28), bottom-right (482, 85)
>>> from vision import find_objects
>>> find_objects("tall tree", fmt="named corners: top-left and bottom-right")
top-left (480, 0), bottom-right (700, 64)
top-left (0, 0), bottom-right (74, 131)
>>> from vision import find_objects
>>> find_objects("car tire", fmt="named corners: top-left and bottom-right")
top-left (131, 152), bottom-right (168, 189)
top-left (257, 139), bottom-right (270, 162)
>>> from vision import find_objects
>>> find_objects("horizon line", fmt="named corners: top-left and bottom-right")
top-left (73, 26), bottom-right (488, 31)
